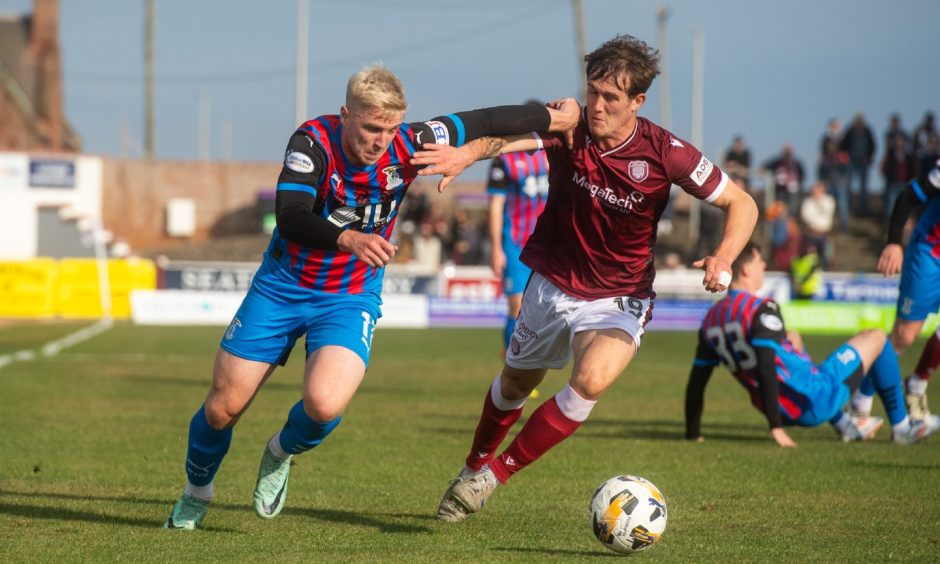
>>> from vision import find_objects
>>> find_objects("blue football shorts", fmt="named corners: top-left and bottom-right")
top-left (502, 240), bottom-right (532, 297)
top-left (793, 344), bottom-right (863, 426)
top-left (219, 260), bottom-right (381, 367)
top-left (897, 231), bottom-right (940, 322)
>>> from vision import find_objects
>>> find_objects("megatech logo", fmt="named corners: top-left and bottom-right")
top-left (572, 171), bottom-right (644, 213)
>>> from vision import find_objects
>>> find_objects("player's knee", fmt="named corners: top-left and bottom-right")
top-left (570, 368), bottom-right (613, 400)
top-left (301, 397), bottom-right (344, 423)
top-left (890, 326), bottom-right (918, 352)
top-left (202, 398), bottom-right (238, 430)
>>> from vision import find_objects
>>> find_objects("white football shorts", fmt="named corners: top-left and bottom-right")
top-left (506, 272), bottom-right (652, 370)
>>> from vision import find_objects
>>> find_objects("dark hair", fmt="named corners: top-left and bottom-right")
top-left (524, 98), bottom-right (545, 108)
top-left (584, 34), bottom-right (661, 98)
top-left (731, 242), bottom-right (762, 279)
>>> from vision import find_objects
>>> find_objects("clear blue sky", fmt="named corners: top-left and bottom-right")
top-left (2, 0), bottom-right (938, 183)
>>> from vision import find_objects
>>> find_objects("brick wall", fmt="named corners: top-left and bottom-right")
top-left (101, 159), bottom-right (279, 252)
top-left (100, 158), bottom-right (484, 254)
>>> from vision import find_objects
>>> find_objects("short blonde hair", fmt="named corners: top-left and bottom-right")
top-left (345, 64), bottom-right (407, 115)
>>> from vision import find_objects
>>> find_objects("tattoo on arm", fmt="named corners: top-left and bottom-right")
top-left (478, 137), bottom-right (508, 159)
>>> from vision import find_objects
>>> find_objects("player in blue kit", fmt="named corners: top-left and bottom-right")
top-left (163, 65), bottom-right (579, 530)
top-left (852, 160), bottom-right (940, 421)
top-left (685, 242), bottom-right (940, 447)
top-left (486, 101), bottom-right (550, 353)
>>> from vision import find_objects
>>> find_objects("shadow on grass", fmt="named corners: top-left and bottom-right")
top-left (0, 500), bottom-right (237, 532)
top-left (493, 546), bottom-right (618, 558)
top-left (127, 375), bottom-right (299, 392)
top-left (0, 489), bottom-right (431, 533)
top-left (280, 506), bottom-right (433, 533)
top-left (422, 415), bottom-right (768, 443)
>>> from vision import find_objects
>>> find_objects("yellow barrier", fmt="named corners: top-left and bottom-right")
top-left (57, 258), bottom-right (157, 319)
top-left (0, 259), bottom-right (59, 317)
top-left (0, 258), bottom-right (155, 319)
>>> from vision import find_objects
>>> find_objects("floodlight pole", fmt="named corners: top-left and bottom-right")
top-left (689, 26), bottom-right (704, 242)
top-left (295, 0), bottom-right (309, 127)
top-left (571, 0), bottom-right (587, 103)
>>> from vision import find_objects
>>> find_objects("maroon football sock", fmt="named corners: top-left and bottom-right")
top-left (913, 329), bottom-right (940, 382)
top-left (488, 397), bottom-right (581, 483)
top-left (464, 388), bottom-right (524, 472)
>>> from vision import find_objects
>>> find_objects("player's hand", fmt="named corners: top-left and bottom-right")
top-left (770, 427), bottom-right (797, 448)
top-left (412, 143), bottom-right (475, 192)
top-left (692, 256), bottom-right (733, 293)
top-left (876, 244), bottom-right (903, 276)
top-left (490, 247), bottom-right (506, 278)
top-left (337, 231), bottom-right (397, 268)
top-left (546, 97), bottom-right (580, 148)
top-left (786, 330), bottom-right (804, 353)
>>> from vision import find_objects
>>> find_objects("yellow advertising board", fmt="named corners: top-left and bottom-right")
top-left (0, 259), bottom-right (59, 317)
top-left (57, 258), bottom-right (157, 318)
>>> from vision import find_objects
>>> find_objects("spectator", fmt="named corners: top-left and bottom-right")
top-left (884, 113), bottom-right (909, 151)
top-left (723, 135), bottom-right (751, 190)
top-left (411, 221), bottom-right (443, 273)
top-left (767, 200), bottom-right (800, 271)
top-left (913, 111), bottom-right (939, 176)
top-left (763, 144), bottom-right (805, 215)
top-left (800, 181), bottom-right (836, 268)
top-left (818, 119), bottom-right (851, 231)
top-left (447, 207), bottom-right (485, 265)
top-left (881, 133), bottom-right (914, 221)
top-left (839, 113), bottom-right (877, 216)
top-left (918, 135), bottom-right (940, 182)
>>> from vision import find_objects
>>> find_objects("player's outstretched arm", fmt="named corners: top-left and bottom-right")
top-left (753, 345), bottom-right (795, 447)
top-left (413, 135), bottom-right (541, 192)
top-left (693, 179), bottom-right (758, 292)
top-left (684, 363), bottom-right (714, 442)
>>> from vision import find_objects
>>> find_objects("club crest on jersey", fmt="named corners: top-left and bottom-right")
top-left (628, 160), bottom-right (649, 182)
top-left (382, 165), bottom-right (403, 190)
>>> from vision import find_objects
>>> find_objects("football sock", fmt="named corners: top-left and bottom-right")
top-left (503, 317), bottom-right (517, 350)
top-left (184, 481), bottom-right (213, 502)
top-left (870, 341), bottom-right (907, 425)
top-left (911, 329), bottom-right (940, 392)
top-left (277, 399), bottom-right (341, 455)
top-left (465, 375), bottom-right (526, 471)
top-left (850, 384), bottom-right (874, 416)
top-left (488, 385), bottom-right (594, 483)
top-left (185, 405), bottom-right (232, 488)
top-left (908, 376), bottom-right (928, 396)
top-left (830, 411), bottom-right (851, 432)
top-left (892, 416), bottom-right (912, 435)
top-left (267, 433), bottom-right (288, 459)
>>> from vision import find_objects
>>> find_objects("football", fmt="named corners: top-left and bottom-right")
top-left (588, 475), bottom-right (667, 555)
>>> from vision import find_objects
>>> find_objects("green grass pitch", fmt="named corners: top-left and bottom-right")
top-left (1, 322), bottom-right (939, 561)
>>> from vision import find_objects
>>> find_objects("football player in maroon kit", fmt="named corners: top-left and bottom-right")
top-left (413, 34), bottom-right (759, 523)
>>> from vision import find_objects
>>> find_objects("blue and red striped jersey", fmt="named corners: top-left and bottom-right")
top-left (268, 115), bottom-right (422, 295)
top-left (695, 289), bottom-right (818, 423)
top-left (487, 150), bottom-right (550, 248)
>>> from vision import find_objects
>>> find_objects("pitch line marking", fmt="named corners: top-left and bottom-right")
top-left (0, 319), bottom-right (113, 372)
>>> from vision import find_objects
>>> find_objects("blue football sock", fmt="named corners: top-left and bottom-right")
top-left (857, 374), bottom-right (875, 398)
top-left (870, 341), bottom-right (906, 425)
top-left (277, 399), bottom-right (341, 455)
top-left (504, 316), bottom-right (517, 349)
top-left (185, 405), bottom-right (232, 487)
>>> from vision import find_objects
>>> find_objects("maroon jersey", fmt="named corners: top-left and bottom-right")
top-left (521, 114), bottom-right (727, 300)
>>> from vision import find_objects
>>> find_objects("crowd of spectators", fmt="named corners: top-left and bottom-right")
top-left (725, 111), bottom-right (939, 276)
